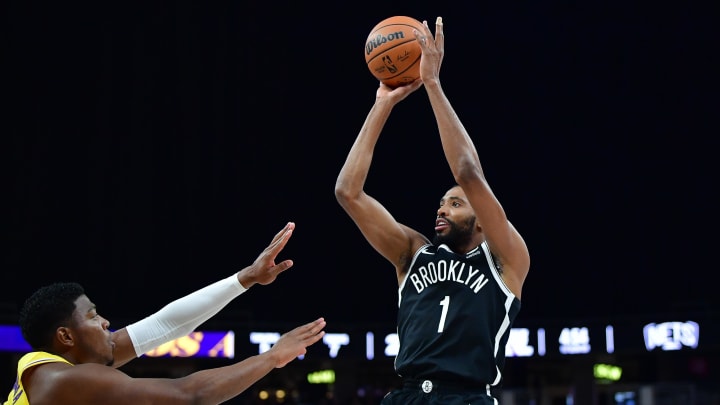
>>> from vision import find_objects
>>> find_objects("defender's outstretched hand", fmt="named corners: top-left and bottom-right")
top-left (237, 222), bottom-right (296, 288)
top-left (270, 317), bottom-right (327, 368)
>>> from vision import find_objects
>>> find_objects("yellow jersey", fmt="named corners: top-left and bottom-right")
top-left (4, 351), bottom-right (72, 405)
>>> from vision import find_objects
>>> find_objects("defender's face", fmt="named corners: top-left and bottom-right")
top-left (70, 295), bottom-right (115, 366)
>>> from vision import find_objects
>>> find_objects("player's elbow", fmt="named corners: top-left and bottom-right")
top-left (335, 184), bottom-right (369, 217)
top-left (334, 181), bottom-right (355, 205)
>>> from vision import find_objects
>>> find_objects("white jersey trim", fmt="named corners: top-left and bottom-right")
top-left (397, 243), bottom-right (433, 308)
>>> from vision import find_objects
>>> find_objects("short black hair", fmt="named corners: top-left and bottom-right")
top-left (19, 282), bottom-right (85, 351)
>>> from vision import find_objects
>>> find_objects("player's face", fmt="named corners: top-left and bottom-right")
top-left (70, 295), bottom-right (116, 366)
top-left (433, 186), bottom-right (477, 249)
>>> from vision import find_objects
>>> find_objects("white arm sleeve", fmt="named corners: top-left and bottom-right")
top-left (125, 274), bottom-right (247, 356)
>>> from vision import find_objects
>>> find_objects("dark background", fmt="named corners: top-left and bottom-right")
top-left (4, 1), bottom-right (718, 332)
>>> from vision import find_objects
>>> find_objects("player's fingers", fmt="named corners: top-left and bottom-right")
top-left (273, 259), bottom-right (294, 274)
top-left (413, 29), bottom-right (428, 48)
top-left (266, 226), bottom-right (293, 256)
top-left (306, 330), bottom-right (325, 345)
top-left (305, 318), bottom-right (326, 340)
top-left (269, 222), bottom-right (294, 244)
top-left (303, 318), bottom-right (326, 332)
top-left (435, 16), bottom-right (444, 47)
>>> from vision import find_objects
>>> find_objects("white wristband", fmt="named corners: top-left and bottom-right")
top-left (126, 274), bottom-right (247, 356)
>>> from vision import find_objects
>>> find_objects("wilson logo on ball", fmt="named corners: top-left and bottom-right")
top-left (365, 31), bottom-right (410, 56)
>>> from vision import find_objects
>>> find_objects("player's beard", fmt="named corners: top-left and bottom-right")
top-left (432, 216), bottom-right (476, 250)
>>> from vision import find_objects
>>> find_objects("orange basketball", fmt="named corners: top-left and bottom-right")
top-left (364, 16), bottom-right (424, 88)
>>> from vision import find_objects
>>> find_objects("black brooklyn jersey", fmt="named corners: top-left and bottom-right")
top-left (394, 242), bottom-right (521, 387)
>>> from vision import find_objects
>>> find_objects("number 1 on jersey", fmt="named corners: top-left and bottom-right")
top-left (438, 296), bottom-right (450, 333)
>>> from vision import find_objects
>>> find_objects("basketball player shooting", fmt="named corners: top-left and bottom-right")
top-left (335, 16), bottom-right (531, 405)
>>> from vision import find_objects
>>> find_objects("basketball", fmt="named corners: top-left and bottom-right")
top-left (364, 16), bottom-right (424, 88)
